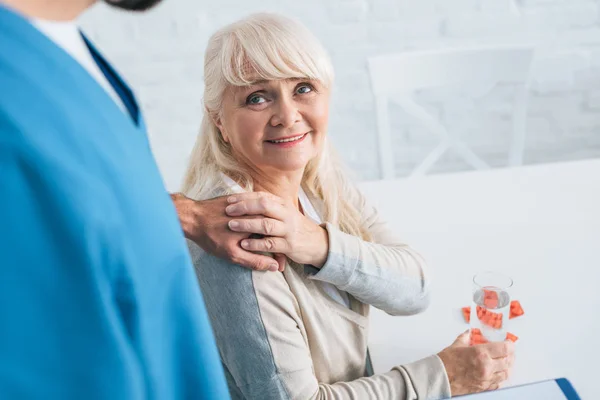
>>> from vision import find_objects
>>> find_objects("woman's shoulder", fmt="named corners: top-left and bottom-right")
top-left (187, 238), bottom-right (257, 300)
top-left (183, 172), bottom-right (241, 202)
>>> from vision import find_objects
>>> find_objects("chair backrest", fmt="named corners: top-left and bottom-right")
top-left (368, 45), bottom-right (534, 96)
top-left (367, 45), bottom-right (535, 179)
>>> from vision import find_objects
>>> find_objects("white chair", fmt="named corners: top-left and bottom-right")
top-left (367, 45), bottom-right (535, 179)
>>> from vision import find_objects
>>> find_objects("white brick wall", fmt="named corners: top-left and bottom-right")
top-left (80, 0), bottom-right (600, 189)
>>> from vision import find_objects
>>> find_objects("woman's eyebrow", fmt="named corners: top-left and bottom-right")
top-left (234, 84), bottom-right (264, 96)
top-left (235, 77), bottom-right (313, 95)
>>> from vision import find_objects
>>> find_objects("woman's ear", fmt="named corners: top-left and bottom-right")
top-left (212, 113), bottom-right (229, 143)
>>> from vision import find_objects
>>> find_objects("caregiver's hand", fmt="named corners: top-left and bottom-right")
top-left (170, 193), bottom-right (281, 272)
top-left (437, 331), bottom-right (515, 397)
top-left (225, 191), bottom-right (329, 268)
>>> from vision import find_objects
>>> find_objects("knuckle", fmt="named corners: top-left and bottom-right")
top-left (480, 363), bottom-right (491, 378)
top-left (265, 238), bottom-right (275, 250)
top-left (473, 347), bottom-right (485, 359)
top-left (250, 260), bottom-right (263, 271)
top-left (476, 349), bottom-right (488, 362)
top-left (262, 219), bottom-right (273, 234)
top-left (259, 197), bottom-right (270, 209)
top-left (259, 191), bottom-right (274, 201)
top-left (237, 203), bottom-right (246, 213)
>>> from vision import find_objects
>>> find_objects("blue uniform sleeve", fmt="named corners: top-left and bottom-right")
top-left (0, 135), bottom-right (146, 398)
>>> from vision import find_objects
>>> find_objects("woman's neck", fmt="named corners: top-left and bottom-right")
top-left (250, 169), bottom-right (304, 210)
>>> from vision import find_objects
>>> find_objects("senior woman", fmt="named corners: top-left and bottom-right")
top-left (182, 13), bottom-right (514, 400)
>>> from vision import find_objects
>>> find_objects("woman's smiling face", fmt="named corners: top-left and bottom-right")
top-left (215, 78), bottom-right (330, 175)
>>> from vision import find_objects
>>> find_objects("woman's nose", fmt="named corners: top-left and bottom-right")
top-left (270, 98), bottom-right (300, 128)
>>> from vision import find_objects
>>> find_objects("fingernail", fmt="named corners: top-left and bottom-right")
top-left (225, 205), bottom-right (235, 214)
top-left (241, 240), bottom-right (249, 248)
top-left (229, 220), bottom-right (239, 229)
top-left (269, 264), bottom-right (278, 272)
top-left (227, 196), bottom-right (237, 203)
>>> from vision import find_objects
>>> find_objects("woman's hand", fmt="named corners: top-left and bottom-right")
top-left (170, 193), bottom-right (282, 271)
top-left (437, 331), bottom-right (515, 397)
top-left (225, 191), bottom-right (330, 267)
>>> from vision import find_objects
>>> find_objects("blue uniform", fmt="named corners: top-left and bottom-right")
top-left (0, 5), bottom-right (230, 399)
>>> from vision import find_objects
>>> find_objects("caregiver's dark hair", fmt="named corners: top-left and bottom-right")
top-left (104, 0), bottom-right (163, 12)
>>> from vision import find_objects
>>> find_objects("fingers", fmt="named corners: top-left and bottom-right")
top-left (241, 237), bottom-right (289, 254)
top-left (474, 341), bottom-right (513, 375)
top-left (487, 355), bottom-right (511, 374)
top-left (491, 370), bottom-right (508, 384)
top-left (228, 217), bottom-right (286, 236)
top-left (225, 195), bottom-right (287, 220)
top-left (230, 249), bottom-right (279, 272)
top-left (226, 191), bottom-right (285, 206)
top-left (486, 340), bottom-right (514, 359)
top-left (486, 369), bottom-right (509, 391)
top-left (274, 253), bottom-right (287, 272)
top-left (481, 347), bottom-right (515, 386)
top-left (492, 353), bottom-right (515, 378)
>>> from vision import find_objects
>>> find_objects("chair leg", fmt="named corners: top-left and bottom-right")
top-left (375, 96), bottom-right (395, 180)
top-left (508, 85), bottom-right (529, 166)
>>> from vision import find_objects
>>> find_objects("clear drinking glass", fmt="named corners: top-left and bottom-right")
top-left (470, 271), bottom-right (513, 344)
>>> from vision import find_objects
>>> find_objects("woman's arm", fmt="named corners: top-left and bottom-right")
top-left (310, 190), bottom-right (431, 316)
top-left (189, 242), bottom-right (448, 400)
top-left (224, 189), bottom-right (431, 316)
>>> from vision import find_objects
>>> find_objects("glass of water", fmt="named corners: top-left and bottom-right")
top-left (470, 271), bottom-right (513, 344)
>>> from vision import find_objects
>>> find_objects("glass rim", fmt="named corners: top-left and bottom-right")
top-left (472, 271), bottom-right (513, 290)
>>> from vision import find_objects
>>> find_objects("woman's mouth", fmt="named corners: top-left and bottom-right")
top-left (266, 133), bottom-right (308, 147)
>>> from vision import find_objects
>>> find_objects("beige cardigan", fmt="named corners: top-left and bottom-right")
top-left (188, 185), bottom-right (451, 399)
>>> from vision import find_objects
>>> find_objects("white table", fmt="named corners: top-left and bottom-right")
top-left (359, 160), bottom-right (600, 399)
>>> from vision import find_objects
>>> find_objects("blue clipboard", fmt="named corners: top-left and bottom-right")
top-left (455, 378), bottom-right (581, 399)
top-left (556, 378), bottom-right (581, 400)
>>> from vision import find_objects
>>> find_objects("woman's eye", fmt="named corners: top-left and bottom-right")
top-left (247, 94), bottom-right (266, 105)
top-left (296, 84), bottom-right (313, 94)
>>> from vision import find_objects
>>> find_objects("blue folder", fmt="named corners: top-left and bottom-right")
top-left (456, 378), bottom-right (581, 399)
